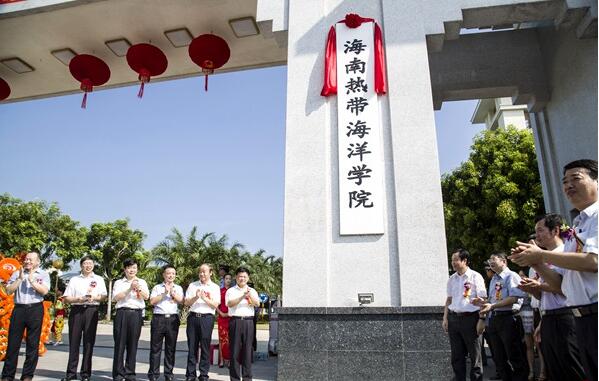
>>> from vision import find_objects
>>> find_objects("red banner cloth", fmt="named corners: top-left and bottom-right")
top-left (321, 13), bottom-right (387, 96)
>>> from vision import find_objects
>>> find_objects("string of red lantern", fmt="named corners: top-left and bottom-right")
top-left (69, 54), bottom-right (110, 109)
top-left (188, 34), bottom-right (230, 91)
top-left (126, 43), bottom-right (168, 99)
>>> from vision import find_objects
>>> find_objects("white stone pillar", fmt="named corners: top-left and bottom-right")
top-left (283, 0), bottom-right (448, 308)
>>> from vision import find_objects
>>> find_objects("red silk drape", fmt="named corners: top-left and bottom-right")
top-left (321, 14), bottom-right (387, 96)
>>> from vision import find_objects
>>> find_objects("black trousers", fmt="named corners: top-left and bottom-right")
top-left (186, 313), bottom-right (214, 380)
top-left (574, 312), bottom-right (598, 381)
top-left (448, 312), bottom-right (483, 381)
top-left (229, 317), bottom-right (255, 381)
top-left (539, 311), bottom-right (586, 381)
top-left (1, 303), bottom-right (43, 380)
top-left (148, 314), bottom-right (180, 379)
top-left (487, 314), bottom-right (529, 381)
top-left (65, 305), bottom-right (100, 379)
top-left (112, 308), bottom-right (143, 381)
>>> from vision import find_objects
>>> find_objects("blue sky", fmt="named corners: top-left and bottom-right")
top-left (0, 65), bottom-right (484, 257)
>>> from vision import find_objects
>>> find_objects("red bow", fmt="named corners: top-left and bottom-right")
top-left (321, 13), bottom-right (387, 96)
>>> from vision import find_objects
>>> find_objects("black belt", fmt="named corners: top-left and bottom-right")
top-left (571, 303), bottom-right (597, 318)
top-left (117, 307), bottom-right (142, 311)
top-left (154, 314), bottom-right (178, 319)
top-left (231, 316), bottom-right (254, 320)
top-left (72, 304), bottom-right (99, 309)
top-left (189, 312), bottom-right (213, 318)
top-left (541, 307), bottom-right (571, 316)
top-left (449, 311), bottom-right (478, 317)
top-left (492, 310), bottom-right (514, 316)
top-left (15, 302), bottom-right (42, 308)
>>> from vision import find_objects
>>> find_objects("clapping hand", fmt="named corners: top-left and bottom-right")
top-left (479, 303), bottom-right (493, 315)
top-left (509, 241), bottom-right (543, 266)
top-left (518, 277), bottom-right (541, 293)
top-left (470, 297), bottom-right (486, 307)
top-left (28, 271), bottom-right (35, 284)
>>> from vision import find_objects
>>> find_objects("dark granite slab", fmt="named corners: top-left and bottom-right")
top-left (276, 306), bottom-right (451, 381)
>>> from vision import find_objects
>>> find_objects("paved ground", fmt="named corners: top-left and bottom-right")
top-left (7, 323), bottom-right (522, 380)
top-left (13, 323), bottom-right (277, 381)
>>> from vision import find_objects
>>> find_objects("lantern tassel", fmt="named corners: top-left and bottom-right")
top-left (138, 81), bottom-right (145, 98)
top-left (204, 74), bottom-right (209, 92)
top-left (81, 92), bottom-right (88, 109)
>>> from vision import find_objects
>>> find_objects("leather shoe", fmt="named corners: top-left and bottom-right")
top-left (185, 378), bottom-right (197, 381)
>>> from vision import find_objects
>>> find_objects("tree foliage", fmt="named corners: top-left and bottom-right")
top-left (150, 227), bottom-right (282, 296)
top-left (441, 126), bottom-right (545, 273)
top-left (0, 193), bottom-right (87, 268)
top-left (86, 219), bottom-right (146, 320)
top-left (0, 193), bottom-right (283, 308)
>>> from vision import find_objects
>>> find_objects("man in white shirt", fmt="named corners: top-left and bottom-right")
top-left (61, 255), bottom-right (107, 381)
top-left (476, 253), bottom-right (528, 381)
top-left (518, 214), bottom-right (586, 381)
top-left (1, 251), bottom-right (50, 381)
top-left (147, 264), bottom-right (183, 381)
top-left (184, 264), bottom-right (220, 381)
top-left (511, 159), bottom-right (598, 381)
top-left (226, 267), bottom-right (260, 381)
top-left (111, 258), bottom-right (149, 381)
top-left (443, 249), bottom-right (487, 381)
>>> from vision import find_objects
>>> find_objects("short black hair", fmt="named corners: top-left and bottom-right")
top-left (535, 213), bottom-right (564, 232)
top-left (161, 264), bottom-right (175, 273)
top-left (451, 248), bottom-right (470, 265)
top-left (490, 252), bottom-right (507, 261)
top-left (564, 159), bottom-right (598, 180)
top-left (79, 255), bottom-right (94, 266)
top-left (123, 258), bottom-right (138, 268)
top-left (235, 266), bottom-right (251, 276)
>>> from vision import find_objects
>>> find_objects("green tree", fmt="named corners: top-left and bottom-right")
top-left (86, 219), bottom-right (145, 320)
top-left (0, 193), bottom-right (87, 268)
top-left (150, 227), bottom-right (283, 296)
top-left (441, 126), bottom-right (545, 273)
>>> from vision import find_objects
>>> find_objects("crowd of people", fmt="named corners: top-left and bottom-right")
top-left (0, 255), bottom-right (260, 381)
top-left (443, 159), bottom-right (598, 381)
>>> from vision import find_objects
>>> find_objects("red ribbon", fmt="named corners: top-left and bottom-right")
top-left (138, 69), bottom-right (151, 99)
top-left (202, 68), bottom-right (214, 92)
top-left (321, 13), bottom-right (387, 96)
top-left (80, 79), bottom-right (93, 109)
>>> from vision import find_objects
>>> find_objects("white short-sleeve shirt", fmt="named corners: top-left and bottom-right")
top-left (225, 285), bottom-right (259, 317)
top-left (150, 283), bottom-right (184, 314)
top-left (112, 277), bottom-right (149, 310)
top-left (185, 281), bottom-right (221, 314)
top-left (446, 268), bottom-right (487, 313)
top-left (558, 201), bottom-right (598, 306)
top-left (9, 268), bottom-right (50, 304)
top-left (64, 273), bottom-right (107, 305)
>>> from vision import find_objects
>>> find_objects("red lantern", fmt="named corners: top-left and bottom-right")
top-left (0, 78), bottom-right (10, 101)
top-left (188, 34), bottom-right (230, 91)
top-left (126, 43), bottom-right (168, 99)
top-left (69, 54), bottom-right (110, 109)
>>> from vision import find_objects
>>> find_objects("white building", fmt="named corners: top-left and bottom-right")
top-left (472, 97), bottom-right (529, 130)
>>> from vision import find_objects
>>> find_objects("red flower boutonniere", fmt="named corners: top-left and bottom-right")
top-left (560, 224), bottom-right (584, 252)
top-left (463, 282), bottom-right (472, 298)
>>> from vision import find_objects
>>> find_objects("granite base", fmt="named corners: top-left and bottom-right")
top-left (276, 307), bottom-right (451, 381)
